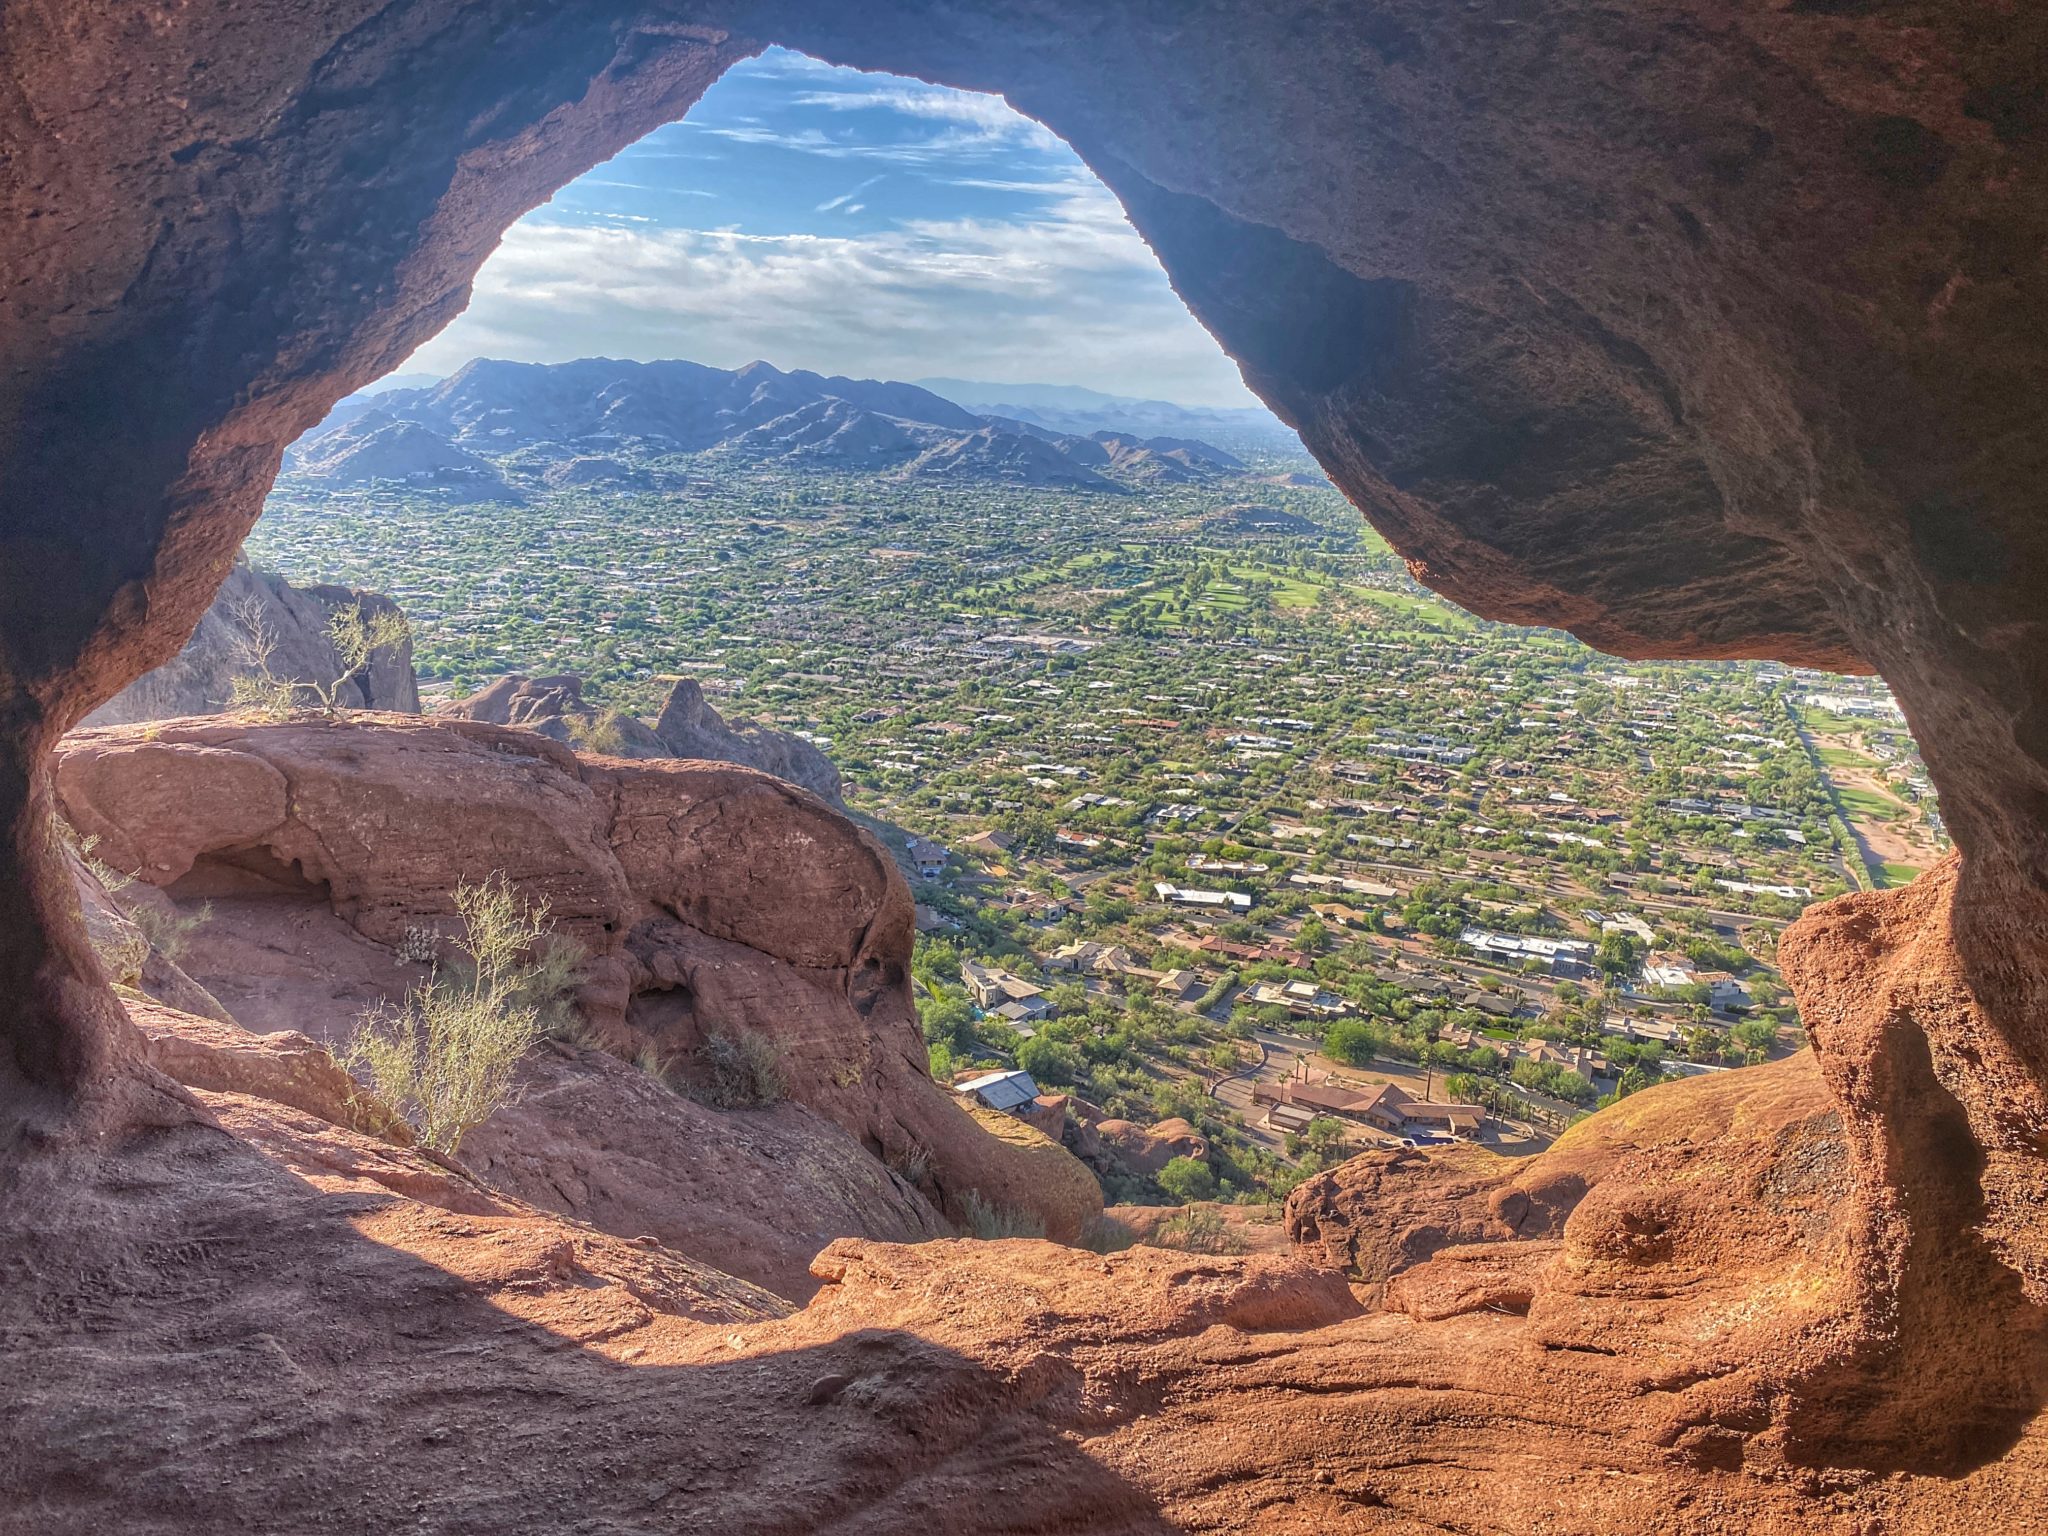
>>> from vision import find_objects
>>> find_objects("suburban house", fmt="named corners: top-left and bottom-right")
top-left (1153, 881), bottom-right (1252, 912)
top-left (1262, 1100), bottom-right (1321, 1136)
top-left (1155, 968), bottom-right (1207, 1004)
top-left (1252, 1078), bottom-right (1482, 1138)
top-left (1458, 926), bottom-right (1597, 978)
top-left (1047, 940), bottom-right (1141, 975)
top-left (1516, 1040), bottom-right (1605, 1080)
top-left (1288, 871), bottom-right (1399, 899)
top-left (1246, 980), bottom-right (1351, 1019)
top-left (1458, 988), bottom-right (1523, 1020)
top-left (961, 961), bottom-right (1052, 1021)
top-left (905, 837), bottom-right (950, 881)
top-left (1642, 951), bottom-right (1700, 990)
top-left (958, 828), bottom-right (1015, 860)
top-left (1700, 971), bottom-right (1753, 1010)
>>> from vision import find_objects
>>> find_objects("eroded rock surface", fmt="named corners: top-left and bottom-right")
top-left (53, 714), bottom-right (1097, 1243)
top-left (462, 1042), bottom-right (952, 1302)
top-left (4, 0), bottom-right (2048, 1526)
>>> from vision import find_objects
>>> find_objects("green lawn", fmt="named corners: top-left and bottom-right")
top-left (1881, 862), bottom-right (1924, 887)
top-left (1351, 586), bottom-right (1480, 632)
top-left (1817, 745), bottom-right (1867, 768)
top-left (1836, 785), bottom-right (1902, 818)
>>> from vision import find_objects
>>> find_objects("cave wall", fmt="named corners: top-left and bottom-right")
top-left (1, 3), bottom-right (2043, 1217)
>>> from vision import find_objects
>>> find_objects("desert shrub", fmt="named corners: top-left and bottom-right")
top-left (60, 826), bottom-right (135, 893)
top-left (1147, 1206), bottom-right (1246, 1255)
top-left (960, 1189), bottom-right (1047, 1240)
top-left (1080, 1214), bottom-right (1138, 1254)
top-left (566, 708), bottom-right (630, 756)
top-left (88, 919), bottom-right (150, 988)
top-left (887, 1140), bottom-right (933, 1188)
top-left (691, 1026), bottom-right (785, 1108)
top-left (227, 596), bottom-right (409, 718)
top-left (340, 876), bottom-right (557, 1154)
top-left (227, 672), bottom-right (302, 720)
top-left (128, 900), bottom-right (212, 966)
top-left (1157, 1154), bottom-right (1218, 1203)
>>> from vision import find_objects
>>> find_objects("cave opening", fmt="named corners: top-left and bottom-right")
top-left (5, 7), bottom-right (2047, 1525)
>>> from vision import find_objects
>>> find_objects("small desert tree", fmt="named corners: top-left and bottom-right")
top-left (227, 595), bottom-right (410, 719)
top-left (342, 877), bottom-right (569, 1154)
top-left (319, 602), bottom-right (411, 711)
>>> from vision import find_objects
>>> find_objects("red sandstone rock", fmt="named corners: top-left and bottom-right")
top-left (3, 2), bottom-right (2048, 1524)
top-left (461, 1041), bottom-right (953, 1302)
top-left (1094, 1115), bottom-right (1211, 1178)
top-left (52, 715), bottom-right (1098, 1243)
top-left (5, 1073), bottom-right (2044, 1535)
top-left (129, 995), bottom-right (411, 1146)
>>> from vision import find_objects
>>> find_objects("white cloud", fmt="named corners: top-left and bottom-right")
top-left (398, 50), bottom-right (1261, 407)
top-left (405, 206), bottom-right (1258, 406)
top-left (792, 85), bottom-right (1053, 144)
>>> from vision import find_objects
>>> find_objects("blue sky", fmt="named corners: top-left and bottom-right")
top-left (403, 49), bottom-right (1262, 408)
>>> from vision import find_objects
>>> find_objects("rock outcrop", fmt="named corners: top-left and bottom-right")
top-left (440, 672), bottom-right (673, 755)
top-left (442, 672), bottom-right (845, 807)
top-left (1093, 1115), bottom-right (1211, 1179)
top-left (52, 714), bottom-right (1094, 1243)
top-left (83, 561), bottom-right (419, 727)
top-left (6, 1042), bottom-right (2044, 1535)
top-left (649, 677), bottom-right (845, 807)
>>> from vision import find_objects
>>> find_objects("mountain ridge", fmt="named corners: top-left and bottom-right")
top-left (285, 357), bottom-right (1249, 496)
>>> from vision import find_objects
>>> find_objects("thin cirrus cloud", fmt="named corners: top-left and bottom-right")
top-left (403, 47), bottom-right (1263, 408)
top-left (817, 173), bottom-right (885, 213)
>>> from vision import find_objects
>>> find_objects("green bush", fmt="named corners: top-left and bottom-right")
top-left (1322, 1017), bottom-right (1388, 1067)
top-left (1158, 1155), bottom-right (1218, 1203)
top-left (342, 876), bottom-right (558, 1154)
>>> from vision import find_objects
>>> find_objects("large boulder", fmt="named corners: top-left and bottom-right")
top-left (52, 714), bottom-right (1093, 1244)
top-left (461, 1042), bottom-right (952, 1302)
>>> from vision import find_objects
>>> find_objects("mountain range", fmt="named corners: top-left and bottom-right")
top-left (283, 358), bottom-right (1250, 498)
top-left (914, 376), bottom-right (1294, 446)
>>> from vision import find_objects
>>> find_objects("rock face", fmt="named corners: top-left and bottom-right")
top-left (52, 715), bottom-right (1095, 1243)
top-left (83, 562), bottom-right (419, 727)
top-left (1094, 1115), bottom-right (1211, 1179)
top-left (439, 673), bottom-right (673, 755)
top-left (5, 1051), bottom-right (2044, 1536)
top-left (442, 672), bottom-right (846, 807)
top-left (461, 1043), bottom-right (952, 1302)
top-left (4, 0), bottom-right (2048, 1526)
top-left (649, 676), bottom-right (844, 807)
top-left (1285, 989), bottom-right (2048, 1476)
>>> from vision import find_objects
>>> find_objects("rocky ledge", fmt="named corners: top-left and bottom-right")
top-left (52, 713), bottom-right (1101, 1256)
